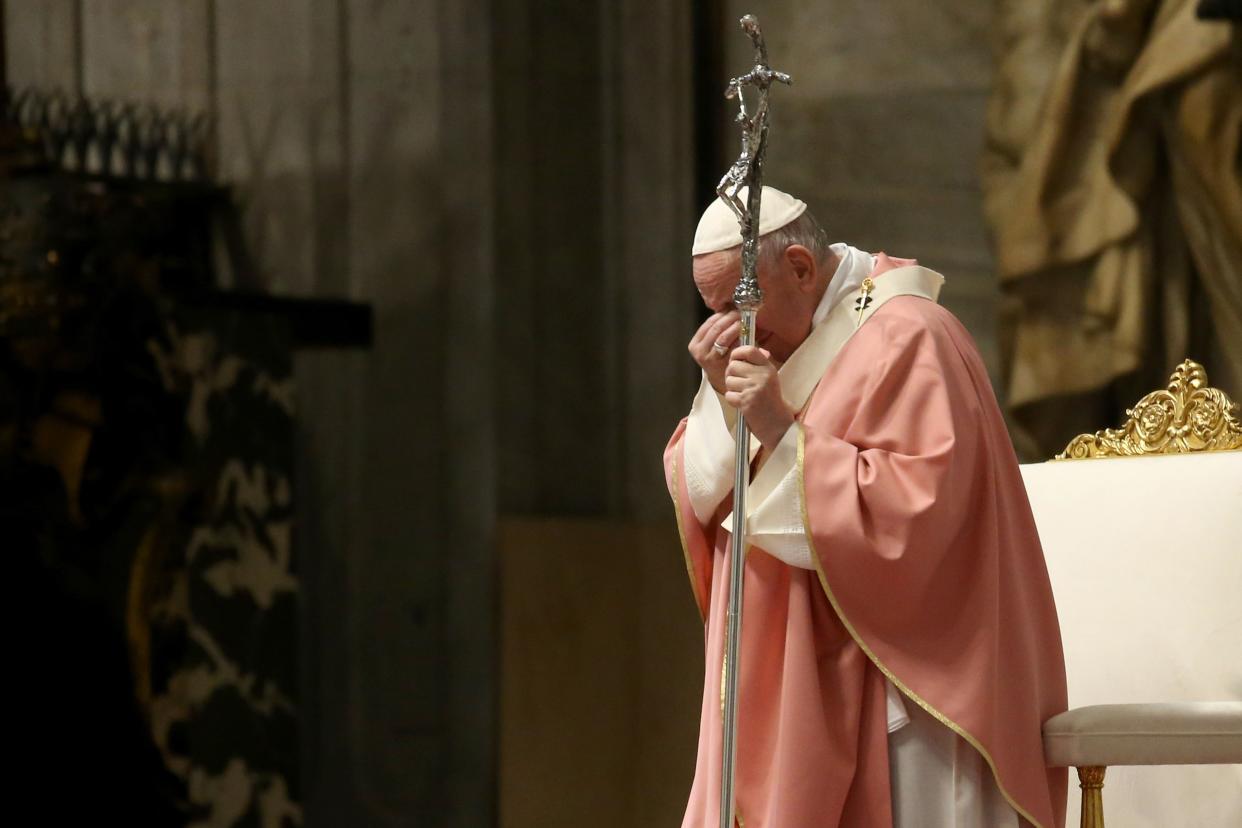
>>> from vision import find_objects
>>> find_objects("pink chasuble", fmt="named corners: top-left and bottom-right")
top-left (664, 259), bottom-right (1068, 828)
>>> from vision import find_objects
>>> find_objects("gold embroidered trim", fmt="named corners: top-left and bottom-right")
top-left (795, 426), bottom-right (1047, 828)
top-left (669, 446), bottom-right (707, 622)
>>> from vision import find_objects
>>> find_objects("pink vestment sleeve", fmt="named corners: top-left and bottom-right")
top-left (799, 297), bottom-right (1068, 828)
top-left (664, 418), bottom-right (715, 621)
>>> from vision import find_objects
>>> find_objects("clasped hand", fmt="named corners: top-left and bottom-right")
top-left (725, 346), bottom-right (794, 449)
top-left (688, 311), bottom-right (794, 450)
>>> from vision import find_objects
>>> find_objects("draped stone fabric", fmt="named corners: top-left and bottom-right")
top-left (982, 0), bottom-right (1242, 458)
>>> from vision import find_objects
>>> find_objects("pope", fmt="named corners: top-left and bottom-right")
top-left (664, 186), bottom-right (1069, 828)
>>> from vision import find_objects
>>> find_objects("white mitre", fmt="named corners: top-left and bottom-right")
top-left (691, 185), bottom-right (807, 255)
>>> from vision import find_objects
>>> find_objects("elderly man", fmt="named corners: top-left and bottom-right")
top-left (663, 187), bottom-right (1068, 828)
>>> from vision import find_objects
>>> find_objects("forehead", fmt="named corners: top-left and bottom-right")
top-left (692, 250), bottom-right (741, 307)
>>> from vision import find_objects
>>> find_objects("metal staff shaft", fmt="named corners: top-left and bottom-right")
top-left (719, 179), bottom-right (765, 828)
top-left (720, 306), bottom-right (756, 828)
top-left (716, 17), bottom-right (789, 828)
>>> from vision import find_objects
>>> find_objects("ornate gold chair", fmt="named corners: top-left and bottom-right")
top-left (1020, 361), bottom-right (1242, 827)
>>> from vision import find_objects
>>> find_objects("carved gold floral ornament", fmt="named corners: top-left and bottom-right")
top-left (1057, 360), bottom-right (1242, 459)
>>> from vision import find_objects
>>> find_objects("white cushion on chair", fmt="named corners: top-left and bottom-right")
top-left (1044, 702), bottom-right (1242, 767)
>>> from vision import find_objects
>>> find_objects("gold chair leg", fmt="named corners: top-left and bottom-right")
top-left (1077, 766), bottom-right (1107, 828)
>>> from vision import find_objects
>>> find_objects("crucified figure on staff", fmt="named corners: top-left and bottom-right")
top-left (716, 14), bottom-right (792, 223)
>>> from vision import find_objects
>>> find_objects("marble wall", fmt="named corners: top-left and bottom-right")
top-left (719, 0), bottom-right (1002, 377)
top-left (492, 0), bottom-right (699, 520)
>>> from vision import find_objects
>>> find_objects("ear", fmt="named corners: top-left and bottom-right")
top-left (783, 244), bottom-right (817, 291)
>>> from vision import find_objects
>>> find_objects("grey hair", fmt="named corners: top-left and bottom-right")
top-left (757, 209), bottom-right (831, 272)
